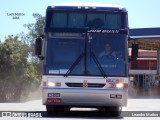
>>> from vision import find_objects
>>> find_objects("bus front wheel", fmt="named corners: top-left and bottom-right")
top-left (105, 106), bottom-right (122, 116)
top-left (46, 105), bottom-right (64, 114)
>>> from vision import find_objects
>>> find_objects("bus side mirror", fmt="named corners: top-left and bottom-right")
top-left (35, 37), bottom-right (44, 60)
top-left (131, 43), bottom-right (139, 60)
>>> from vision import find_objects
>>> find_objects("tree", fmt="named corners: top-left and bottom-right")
top-left (24, 13), bottom-right (45, 44)
top-left (0, 35), bottom-right (40, 102)
top-left (24, 13), bottom-right (45, 79)
top-left (0, 13), bottom-right (45, 102)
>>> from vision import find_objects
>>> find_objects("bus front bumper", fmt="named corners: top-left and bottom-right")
top-left (42, 88), bottom-right (128, 107)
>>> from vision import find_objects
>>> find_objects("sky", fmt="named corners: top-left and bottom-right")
top-left (1, 0), bottom-right (160, 41)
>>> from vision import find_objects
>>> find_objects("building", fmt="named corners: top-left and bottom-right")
top-left (129, 28), bottom-right (160, 88)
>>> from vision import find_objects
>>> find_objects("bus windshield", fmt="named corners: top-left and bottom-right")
top-left (45, 33), bottom-right (127, 77)
top-left (47, 11), bottom-right (123, 29)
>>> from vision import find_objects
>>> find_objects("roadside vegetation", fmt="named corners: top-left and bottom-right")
top-left (0, 13), bottom-right (44, 102)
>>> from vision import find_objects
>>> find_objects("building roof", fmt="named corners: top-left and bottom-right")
top-left (129, 28), bottom-right (160, 50)
top-left (130, 28), bottom-right (160, 37)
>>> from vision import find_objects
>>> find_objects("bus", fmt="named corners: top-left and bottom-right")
top-left (35, 3), bottom-right (129, 116)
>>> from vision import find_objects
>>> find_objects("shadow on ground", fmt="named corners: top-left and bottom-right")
top-left (24, 111), bottom-right (123, 119)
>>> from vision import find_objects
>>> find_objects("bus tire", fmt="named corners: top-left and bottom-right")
top-left (105, 106), bottom-right (122, 116)
top-left (46, 105), bottom-right (60, 114)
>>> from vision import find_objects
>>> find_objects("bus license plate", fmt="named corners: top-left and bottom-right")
top-left (48, 93), bottom-right (60, 98)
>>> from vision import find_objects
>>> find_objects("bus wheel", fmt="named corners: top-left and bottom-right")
top-left (105, 106), bottom-right (122, 116)
top-left (46, 105), bottom-right (61, 114)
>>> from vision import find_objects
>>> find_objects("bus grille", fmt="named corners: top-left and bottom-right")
top-left (65, 83), bottom-right (105, 88)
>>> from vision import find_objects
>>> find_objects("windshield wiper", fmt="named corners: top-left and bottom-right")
top-left (91, 52), bottom-right (107, 78)
top-left (64, 53), bottom-right (84, 77)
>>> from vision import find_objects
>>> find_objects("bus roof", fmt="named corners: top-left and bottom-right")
top-left (47, 2), bottom-right (126, 11)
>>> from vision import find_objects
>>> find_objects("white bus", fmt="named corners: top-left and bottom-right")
top-left (35, 3), bottom-right (129, 116)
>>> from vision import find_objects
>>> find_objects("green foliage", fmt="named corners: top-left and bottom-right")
top-left (24, 13), bottom-right (44, 83)
top-left (0, 35), bottom-right (41, 102)
top-left (0, 13), bottom-right (44, 102)
top-left (24, 13), bottom-right (45, 64)
top-left (24, 13), bottom-right (45, 41)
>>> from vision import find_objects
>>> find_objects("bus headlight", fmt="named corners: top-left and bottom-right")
top-left (48, 82), bottom-right (56, 87)
top-left (47, 82), bottom-right (61, 87)
top-left (116, 83), bottom-right (124, 89)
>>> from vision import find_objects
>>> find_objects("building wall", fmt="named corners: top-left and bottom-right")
top-left (129, 60), bottom-right (157, 70)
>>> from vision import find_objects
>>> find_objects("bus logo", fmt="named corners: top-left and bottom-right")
top-left (83, 80), bottom-right (88, 88)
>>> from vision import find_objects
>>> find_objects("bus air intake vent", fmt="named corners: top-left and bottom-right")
top-left (65, 83), bottom-right (105, 88)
